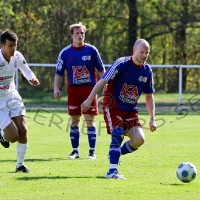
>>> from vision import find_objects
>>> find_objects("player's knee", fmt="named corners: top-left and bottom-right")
top-left (134, 127), bottom-right (145, 147)
top-left (130, 135), bottom-right (145, 148)
top-left (110, 127), bottom-right (124, 147)
top-left (17, 126), bottom-right (28, 140)
top-left (138, 136), bottom-right (145, 146)
top-left (111, 126), bottom-right (124, 136)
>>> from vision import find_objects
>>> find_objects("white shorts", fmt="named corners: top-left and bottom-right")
top-left (0, 91), bottom-right (26, 129)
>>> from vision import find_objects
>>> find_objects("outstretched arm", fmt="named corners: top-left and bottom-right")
top-left (19, 59), bottom-right (40, 86)
top-left (146, 93), bottom-right (157, 132)
top-left (81, 79), bottom-right (108, 112)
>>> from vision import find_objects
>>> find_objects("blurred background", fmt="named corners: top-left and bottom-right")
top-left (1, 0), bottom-right (200, 94)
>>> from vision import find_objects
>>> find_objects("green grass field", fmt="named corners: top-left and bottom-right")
top-left (0, 111), bottom-right (200, 200)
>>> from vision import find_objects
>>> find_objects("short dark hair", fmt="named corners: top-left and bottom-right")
top-left (0, 30), bottom-right (18, 45)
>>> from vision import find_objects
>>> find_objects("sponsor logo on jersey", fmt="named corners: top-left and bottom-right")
top-left (23, 59), bottom-right (27, 64)
top-left (82, 55), bottom-right (91, 61)
top-left (72, 65), bottom-right (91, 84)
top-left (0, 76), bottom-right (13, 80)
top-left (138, 76), bottom-right (147, 82)
top-left (0, 85), bottom-right (10, 90)
top-left (119, 83), bottom-right (139, 104)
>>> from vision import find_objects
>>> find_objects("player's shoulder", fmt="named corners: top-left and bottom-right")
top-left (59, 45), bottom-right (71, 56)
top-left (143, 62), bottom-right (153, 73)
top-left (143, 62), bottom-right (152, 69)
top-left (114, 56), bottom-right (130, 65)
top-left (143, 62), bottom-right (151, 67)
top-left (14, 51), bottom-right (24, 60)
top-left (117, 56), bottom-right (130, 62)
top-left (14, 50), bottom-right (23, 57)
top-left (84, 43), bottom-right (99, 51)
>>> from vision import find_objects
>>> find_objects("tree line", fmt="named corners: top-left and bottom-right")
top-left (1, 0), bottom-right (200, 93)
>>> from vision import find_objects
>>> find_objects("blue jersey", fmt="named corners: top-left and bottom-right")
top-left (56, 43), bottom-right (104, 86)
top-left (102, 56), bottom-right (155, 112)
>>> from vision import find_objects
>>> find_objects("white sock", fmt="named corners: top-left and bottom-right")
top-left (16, 142), bottom-right (28, 168)
top-left (0, 129), bottom-right (8, 141)
top-left (1, 129), bottom-right (4, 137)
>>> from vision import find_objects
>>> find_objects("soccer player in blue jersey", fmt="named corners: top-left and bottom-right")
top-left (81, 39), bottom-right (157, 179)
top-left (54, 22), bottom-right (105, 159)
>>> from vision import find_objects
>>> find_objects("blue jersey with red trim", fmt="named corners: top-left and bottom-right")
top-left (56, 43), bottom-right (104, 86)
top-left (102, 56), bottom-right (155, 112)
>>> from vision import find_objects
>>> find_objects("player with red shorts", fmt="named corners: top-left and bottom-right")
top-left (102, 93), bottom-right (141, 134)
top-left (54, 22), bottom-right (105, 159)
top-left (68, 85), bottom-right (98, 116)
top-left (81, 39), bottom-right (157, 179)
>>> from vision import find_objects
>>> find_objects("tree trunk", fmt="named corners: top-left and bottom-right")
top-left (174, 28), bottom-right (187, 91)
top-left (127, 0), bottom-right (138, 55)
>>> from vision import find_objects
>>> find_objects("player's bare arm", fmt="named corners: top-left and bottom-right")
top-left (145, 93), bottom-right (157, 132)
top-left (54, 74), bottom-right (63, 100)
top-left (81, 79), bottom-right (107, 112)
top-left (98, 69), bottom-right (105, 78)
top-left (98, 70), bottom-right (106, 94)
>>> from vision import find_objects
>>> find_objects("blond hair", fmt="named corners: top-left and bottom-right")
top-left (70, 22), bottom-right (86, 34)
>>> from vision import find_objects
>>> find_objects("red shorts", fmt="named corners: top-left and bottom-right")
top-left (68, 85), bottom-right (98, 115)
top-left (102, 95), bottom-right (141, 134)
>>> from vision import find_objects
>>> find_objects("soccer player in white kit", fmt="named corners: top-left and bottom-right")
top-left (0, 30), bottom-right (40, 173)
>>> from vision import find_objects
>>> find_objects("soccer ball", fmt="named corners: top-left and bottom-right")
top-left (176, 162), bottom-right (197, 183)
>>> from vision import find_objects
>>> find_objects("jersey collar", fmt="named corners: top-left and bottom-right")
top-left (130, 56), bottom-right (143, 68)
top-left (71, 43), bottom-right (86, 50)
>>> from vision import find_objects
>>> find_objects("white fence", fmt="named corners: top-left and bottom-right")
top-left (16, 64), bottom-right (200, 111)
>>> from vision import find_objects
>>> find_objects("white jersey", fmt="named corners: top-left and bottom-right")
top-left (0, 49), bottom-right (36, 108)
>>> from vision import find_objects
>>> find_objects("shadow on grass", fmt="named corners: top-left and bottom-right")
top-left (0, 158), bottom-right (67, 163)
top-left (163, 183), bottom-right (184, 186)
top-left (16, 175), bottom-right (106, 180)
top-left (170, 183), bottom-right (188, 186)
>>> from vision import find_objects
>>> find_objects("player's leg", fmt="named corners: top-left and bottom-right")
top-left (7, 94), bottom-right (31, 173)
top-left (103, 103), bottom-right (126, 179)
top-left (0, 109), bottom-right (18, 148)
top-left (2, 122), bottom-right (19, 142)
top-left (120, 113), bottom-right (143, 155)
top-left (68, 115), bottom-right (81, 159)
top-left (67, 85), bottom-right (82, 159)
top-left (121, 126), bottom-right (145, 155)
top-left (106, 126), bottom-right (126, 179)
top-left (12, 115), bottom-right (31, 173)
top-left (0, 128), bottom-right (10, 148)
top-left (82, 85), bottom-right (98, 159)
top-left (83, 114), bottom-right (97, 159)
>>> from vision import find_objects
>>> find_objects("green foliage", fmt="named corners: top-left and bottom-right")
top-left (1, 0), bottom-right (200, 92)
